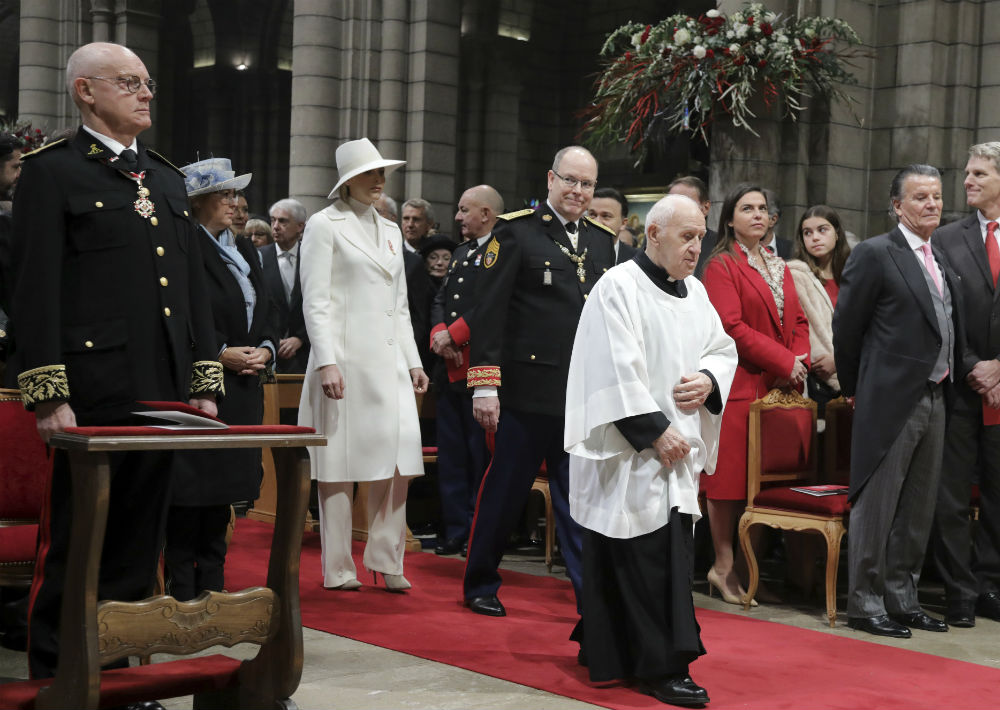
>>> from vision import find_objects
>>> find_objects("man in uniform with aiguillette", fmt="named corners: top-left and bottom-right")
top-left (463, 146), bottom-right (616, 619)
top-left (8, 41), bottom-right (223, 678)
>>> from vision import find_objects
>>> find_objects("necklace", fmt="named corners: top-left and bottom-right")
top-left (554, 241), bottom-right (588, 283)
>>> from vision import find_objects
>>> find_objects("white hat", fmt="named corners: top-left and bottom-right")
top-left (180, 158), bottom-right (252, 196)
top-left (328, 138), bottom-right (405, 199)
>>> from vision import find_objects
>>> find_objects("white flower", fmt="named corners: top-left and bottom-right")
top-left (706, 9), bottom-right (720, 18)
top-left (731, 12), bottom-right (743, 22)
top-left (755, 42), bottom-right (766, 55)
top-left (693, 45), bottom-right (707, 59)
top-left (726, 30), bottom-right (735, 38)
top-left (674, 28), bottom-right (691, 45)
top-left (804, 27), bottom-right (815, 37)
top-left (631, 31), bottom-right (643, 48)
top-left (776, 33), bottom-right (788, 43)
top-left (729, 43), bottom-right (741, 54)
top-left (765, 12), bottom-right (777, 23)
top-left (734, 24), bottom-right (749, 39)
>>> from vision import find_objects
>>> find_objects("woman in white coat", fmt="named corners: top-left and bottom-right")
top-left (298, 138), bottom-right (428, 591)
top-left (786, 204), bottom-right (851, 416)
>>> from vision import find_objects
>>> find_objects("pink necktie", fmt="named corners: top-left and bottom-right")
top-left (920, 243), bottom-right (942, 297)
top-left (987, 221), bottom-right (1000, 288)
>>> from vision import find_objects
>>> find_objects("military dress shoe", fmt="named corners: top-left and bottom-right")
top-left (466, 594), bottom-right (506, 617)
top-left (638, 674), bottom-right (709, 707)
top-left (434, 537), bottom-right (466, 556)
top-left (889, 611), bottom-right (948, 632)
top-left (976, 591), bottom-right (1000, 621)
top-left (945, 602), bottom-right (976, 628)
top-left (847, 614), bottom-right (911, 638)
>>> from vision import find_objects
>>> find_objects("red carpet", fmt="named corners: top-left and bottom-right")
top-left (226, 519), bottom-right (999, 709)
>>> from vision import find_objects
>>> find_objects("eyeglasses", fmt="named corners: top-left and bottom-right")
top-left (86, 75), bottom-right (157, 96)
top-left (552, 169), bottom-right (597, 191)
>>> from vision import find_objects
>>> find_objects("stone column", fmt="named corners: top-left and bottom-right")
top-left (377, 0), bottom-right (409, 203)
top-left (90, 0), bottom-right (114, 42)
top-left (113, 0), bottom-right (163, 144)
top-left (17, 0), bottom-right (80, 133)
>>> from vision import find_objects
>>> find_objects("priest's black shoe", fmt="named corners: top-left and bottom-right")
top-left (889, 611), bottom-right (948, 632)
top-left (466, 594), bottom-right (506, 617)
top-left (434, 537), bottom-right (466, 556)
top-left (976, 591), bottom-right (1000, 621)
top-left (847, 614), bottom-right (911, 638)
top-left (945, 602), bottom-right (975, 628)
top-left (638, 675), bottom-right (709, 707)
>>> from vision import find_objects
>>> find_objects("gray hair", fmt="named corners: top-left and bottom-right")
top-left (888, 164), bottom-right (941, 219)
top-left (377, 195), bottom-right (399, 219)
top-left (402, 197), bottom-right (435, 226)
top-left (968, 142), bottom-right (1000, 172)
top-left (645, 193), bottom-right (699, 237)
top-left (762, 188), bottom-right (781, 218)
top-left (269, 198), bottom-right (306, 223)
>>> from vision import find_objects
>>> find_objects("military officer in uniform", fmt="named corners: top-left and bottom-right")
top-left (463, 146), bottom-right (616, 617)
top-left (8, 42), bottom-right (224, 678)
top-left (429, 184), bottom-right (504, 555)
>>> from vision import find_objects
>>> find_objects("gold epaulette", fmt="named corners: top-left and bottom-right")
top-left (498, 208), bottom-right (534, 221)
top-left (17, 365), bottom-right (70, 410)
top-left (467, 366), bottom-right (501, 388)
top-left (20, 139), bottom-right (66, 160)
top-left (190, 360), bottom-right (225, 396)
top-left (147, 149), bottom-right (186, 178)
top-left (584, 215), bottom-right (616, 236)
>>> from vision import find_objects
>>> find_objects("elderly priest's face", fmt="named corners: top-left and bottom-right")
top-left (646, 197), bottom-right (706, 280)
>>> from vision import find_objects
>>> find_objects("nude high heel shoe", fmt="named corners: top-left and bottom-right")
top-left (372, 571), bottom-right (412, 592)
top-left (326, 578), bottom-right (362, 591)
top-left (706, 568), bottom-right (758, 607)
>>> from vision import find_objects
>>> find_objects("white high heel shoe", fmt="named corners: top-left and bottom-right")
top-left (373, 571), bottom-right (412, 592)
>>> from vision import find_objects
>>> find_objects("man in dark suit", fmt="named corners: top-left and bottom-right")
top-left (588, 186), bottom-right (636, 264)
top-left (668, 176), bottom-right (717, 277)
top-left (834, 164), bottom-right (963, 638)
top-left (260, 198), bottom-right (309, 373)
top-left (8, 41), bottom-right (223, 677)
top-left (931, 142), bottom-right (1000, 627)
top-left (761, 188), bottom-right (795, 259)
top-left (463, 145), bottom-right (616, 617)
top-left (428, 185), bottom-right (502, 555)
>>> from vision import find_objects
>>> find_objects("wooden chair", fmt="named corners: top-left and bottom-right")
top-left (0, 427), bottom-right (323, 710)
top-left (737, 389), bottom-right (849, 627)
top-left (531, 473), bottom-right (555, 571)
top-left (0, 389), bottom-right (52, 588)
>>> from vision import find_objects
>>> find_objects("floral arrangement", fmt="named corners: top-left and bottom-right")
top-left (583, 3), bottom-right (863, 158)
top-left (0, 119), bottom-right (48, 152)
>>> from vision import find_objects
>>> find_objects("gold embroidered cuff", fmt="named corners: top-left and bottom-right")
top-left (17, 365), bottom-right (70, 410)
top-left (190, 360), bottom-right (225, 396)
top-left (467, 365), bottom-right (501, 388)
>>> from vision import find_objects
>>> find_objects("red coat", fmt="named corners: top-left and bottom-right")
top-left (701, 249), bottom-right (811, 499)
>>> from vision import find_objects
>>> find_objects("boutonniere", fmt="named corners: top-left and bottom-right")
top-left (387, 240), bottom-right (396, 255)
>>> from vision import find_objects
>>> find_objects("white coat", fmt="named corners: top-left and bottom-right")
top-left (297, 198), bottom-right (424, 482)
top-left (786, 259), bottom-right (840, 391)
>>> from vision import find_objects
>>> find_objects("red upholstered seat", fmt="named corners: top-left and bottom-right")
top-left (753, 487), bottom-right (851, 515)
top-left (0, 389), bottom-right (52, 586)
top-left (738, 390), bottom-right (849, 627)
top-left (0, 654), bottom-right (242, 710)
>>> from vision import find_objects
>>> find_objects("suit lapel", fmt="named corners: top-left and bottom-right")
top-left (540, 205), bottom-right (576, 254)
top-left (335, 202), bottom-right (392, 275)
top-left (956, 214), bottom-right (995, 294)
top-left (887, 228), bottom-right (939, 335)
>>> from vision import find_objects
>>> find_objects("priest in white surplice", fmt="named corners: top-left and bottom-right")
top-left (565, 194), bottom-right (737, 707)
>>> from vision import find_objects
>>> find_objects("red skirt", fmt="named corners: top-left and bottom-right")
top-left (701, 397), bottom-right (750, 500)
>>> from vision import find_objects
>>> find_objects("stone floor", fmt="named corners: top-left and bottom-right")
top-left (2, 545), bottom-right (999, 709)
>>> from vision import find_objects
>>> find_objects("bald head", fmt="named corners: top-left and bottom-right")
top-left (455, 184), bottom-right (503, 240)
top-left (645, 194), bottom-right (706, 280)
top-left (65, 42), bottom-right (153, 145)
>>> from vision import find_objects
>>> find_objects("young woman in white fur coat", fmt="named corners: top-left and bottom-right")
top-left (786, 205), bottom-right (852, 416)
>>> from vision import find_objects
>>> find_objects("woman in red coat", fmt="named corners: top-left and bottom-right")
top-left (701, 184), bottom-right (810, 603)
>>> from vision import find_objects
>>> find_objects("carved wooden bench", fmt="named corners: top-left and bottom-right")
top-left (0, 428), bottom-right (324, 710)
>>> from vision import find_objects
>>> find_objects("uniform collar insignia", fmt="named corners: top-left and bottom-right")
top-left (87, 143), bottom-right (103, 156)
top-left (542, 213), bottom-right (553, 222)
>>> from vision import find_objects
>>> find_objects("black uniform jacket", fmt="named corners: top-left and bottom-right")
top-left (833, 227), bottom-right (966, 498)
top-left (429, 236), bottom-right (488, 392)
top-left (933, 213), bottom-right (1000, 413)
top-left (9, 129), bottom-right (222, 421)
top-left (173, 232), bottom-right (279, 506)
top-left (258, 241), bottom-right (310, 373)
top-left (467, 205), bottom-right (615, 417)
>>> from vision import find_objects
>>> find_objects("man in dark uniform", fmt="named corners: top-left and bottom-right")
top-left (463, 146), bottom-right (615, 617)
top-left (429, 184), bottom-right (503, 556)
top-left (8, 41), bottom-right (224, 679)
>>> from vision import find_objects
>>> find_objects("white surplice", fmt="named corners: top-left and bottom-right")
top-left (565, 260), bottom-right (737, 539)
